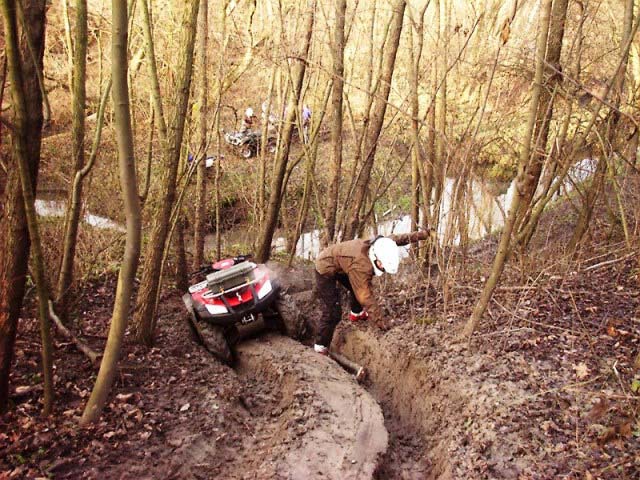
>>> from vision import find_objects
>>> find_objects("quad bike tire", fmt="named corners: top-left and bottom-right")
top-left (183, 294), bottom-right (234, 365)
top-left (197, 322), bottom-right (234, 365)
top-left (241, 144), bottom-right (256, 159)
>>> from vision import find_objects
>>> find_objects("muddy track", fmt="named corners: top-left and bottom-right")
top-left (230, 334), bottom-right (388, 479)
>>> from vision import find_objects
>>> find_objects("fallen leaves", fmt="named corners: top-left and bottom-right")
top-left (587, 396), bottom-right (609, 421)
top-left (573, 362), bottom-right (590, 380)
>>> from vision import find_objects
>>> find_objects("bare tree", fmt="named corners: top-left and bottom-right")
top-left (408, 1), bottom-right (430, 236)
top-left (342, 0), bottom-right (406, 240)
top-left (80, 0), bottom-right (142, 425)
top-left (193, 0), bottom-right (208, 268)
top-left (514, 0), bottom-right (569, 242)
top-left (568, 0), bottom-right (636, 253)
top-left (323, 0), bottom-right (345, 245)
top-left (56, 0), bottom-right (89, 320)
top-left (132, 0), bottom-right (200, 345)
top-left (255, 0), bottom-right (316, 263)
top-left (0, 0), bottom-right (47, 414)
top-left (464, 0), bottom-right (554, 338)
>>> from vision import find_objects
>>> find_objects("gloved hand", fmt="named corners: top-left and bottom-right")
top-left (349, 310), bottom-right (369, 322)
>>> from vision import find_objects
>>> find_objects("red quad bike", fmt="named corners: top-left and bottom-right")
top-left (182, 255), bottom-right (285, 365)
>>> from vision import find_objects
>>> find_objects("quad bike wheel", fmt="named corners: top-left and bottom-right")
top-left (183, 294), bottom-right (234, 365)
top-left (200, 323), bottom-right (234, 365)
top-left (241, 144), bottom-right (256, 158)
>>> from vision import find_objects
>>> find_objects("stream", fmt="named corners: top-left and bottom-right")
top-left (36, 158), bottom-right (595, 259)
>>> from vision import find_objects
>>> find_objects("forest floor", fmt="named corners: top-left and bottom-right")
top-left (1, 231), bottom-right (639, 479)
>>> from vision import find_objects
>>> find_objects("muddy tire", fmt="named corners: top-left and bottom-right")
top-left (272, 293), bottom-right (309, 340)
top-left (182, 294), bottom-right (234, 365)
top-left (199, 323), bottom-right (234, 365)
top-left (240, 144), bottom-right (255, 158)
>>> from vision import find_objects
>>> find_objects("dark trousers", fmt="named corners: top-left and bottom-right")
top-left (314, 271), bottom-right (363, 347)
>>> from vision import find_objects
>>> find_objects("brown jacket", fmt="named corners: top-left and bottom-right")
top-left (315, 231), bottom-right (429, 322)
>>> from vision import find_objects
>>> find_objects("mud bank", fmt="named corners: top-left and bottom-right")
top-left (334, 322), bottom-right (543, 479)
top-left (334, 328), bottom-right (460, 479)
top-left (235, 334), bottom-right (388, 479)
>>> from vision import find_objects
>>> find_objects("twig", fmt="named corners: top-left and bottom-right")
top-left (583, 252), bottom-right (635, 272)
top-left (48, 300), bottom-right (101, 365)
top-left (476, 327), bottom-right (536, 337)
top-left (612, 360), bottom-right (628, 394)
top-left (490, 297), bottom-right (584, 334)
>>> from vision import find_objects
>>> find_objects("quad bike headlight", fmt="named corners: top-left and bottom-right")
top-left (257, 279), bottom-right (273, 299)
top-left (205, 303), bottom-right (228, 315)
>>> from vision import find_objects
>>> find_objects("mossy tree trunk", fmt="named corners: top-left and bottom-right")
top-left (323, 0), bottom-right (345, 245)
top-left (193, 0), bottom-right (208, 268)
top-left (56, 0), bottom-right (88, 321)
top-left (408, 2), bottom-right (429, 237)
top-left (0, 0), bottom-right (47, 414)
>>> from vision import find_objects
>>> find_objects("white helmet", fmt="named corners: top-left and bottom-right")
top-left (368, 237), bottom-right (400, 276)
top-left (245, 107), bottom-right (254, 117)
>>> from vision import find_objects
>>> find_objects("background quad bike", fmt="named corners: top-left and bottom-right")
top-left (224, 131), bottom-right (277, 159)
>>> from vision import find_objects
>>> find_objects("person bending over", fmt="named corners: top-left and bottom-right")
top-left (313, 231), bottom-right (429, 355)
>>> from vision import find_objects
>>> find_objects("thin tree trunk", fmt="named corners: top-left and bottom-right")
top-left (80, 0), bottom-right (141, 425)
top-left (431, 0), bottom-right (446, 237)
top-left (515, 0), bottom-right (587, 247)
top-left (288, 139), bottom-right (317, 265)
top-left (515, 0), bottom-right (568, 235)
top-left (343, 0), bottom-right (405, 240)
top-left (464, 0), bottom-right (553, 339)
top-left (258, 65), bottom-right (276, 229)
top-left (193, 0), bottom-right (208, 268)
top-left (139, 98), bottom-right (153, 205)
top-left (175, 219), bottom-right (189, 292)
top-left (132, 0), bottom-right (200, 345)
top-left (323, 0), bottom-right (345, 245)
top-left (1, 0), bottom-right (52, 415)
top-left (0, 0), bottom-right (47, 414)
top-left (213, 0), bottom-right (229, 259)
top-left (568, 0), bottom-right (635, 253)
top-left (0, 56), bottom-right (7, 155)
top-left (255, 0), bottom-right (315, 263)
top-left (408, 2), bottom-right (429, 233)
top-left (56, 0), bottom-right (88, 320)
top-left (61, 0), bottom-right (73, 88)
